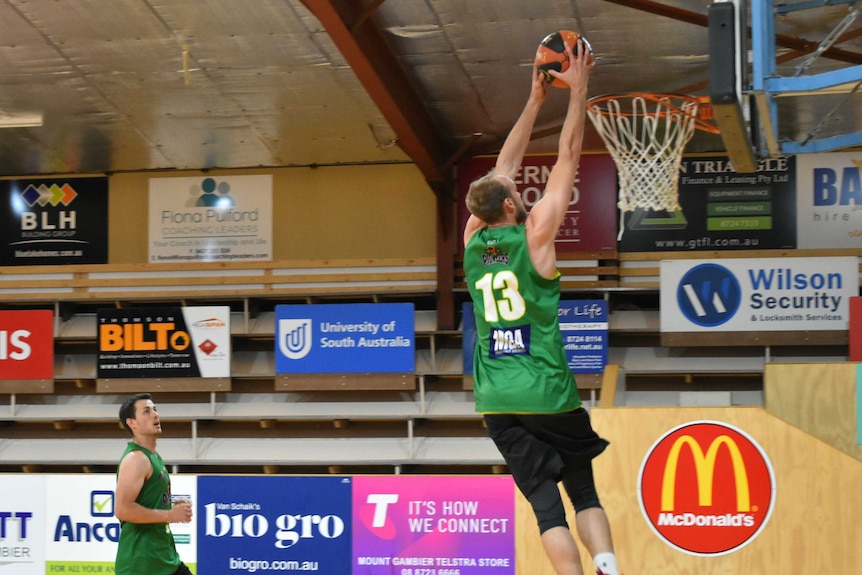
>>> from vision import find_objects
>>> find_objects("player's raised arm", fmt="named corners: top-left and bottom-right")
top-left (464, 66), bottom-right (548, 246)
top-left (494, 66), bottom-right (548, 179)
top-left (525, 39), bottom-right (591, 272)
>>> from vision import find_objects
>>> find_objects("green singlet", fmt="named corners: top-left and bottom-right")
top-left (115, 442), bottom-right (181, 575)
top-left (464, 224), bottom-right (581, 414)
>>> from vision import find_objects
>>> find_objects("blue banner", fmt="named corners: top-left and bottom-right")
top-left (197, 476), bottom-right (352, 574)
top-left (462, 300), bottom-right (607, 374)
top-left (462, 302), bottom-right (477, 375)
top-left (275, 303), bottom-right (414, 374)
top-left (560, 300), bottom-right (608, 373)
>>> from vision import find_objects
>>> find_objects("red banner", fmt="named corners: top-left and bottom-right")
top-left (849, 297), bottom-right (862, 361)
top-left (456, 154), bottom-right (618, 252)
top-left (0, 310), bottom-right (54, 379)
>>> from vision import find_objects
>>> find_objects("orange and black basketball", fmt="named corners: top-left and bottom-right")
top-left (534, 30), bottom-right (594, 88)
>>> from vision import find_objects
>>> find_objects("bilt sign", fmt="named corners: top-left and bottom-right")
top-left (638, 421), bottom-right (775, 556)
top-left (96, 307), bottom-right (230, 378)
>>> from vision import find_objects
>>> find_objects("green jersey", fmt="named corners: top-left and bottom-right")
top-left (115, 442), bottom-right (181, 575)
top-left (464, 224), bottom-right (581, 414)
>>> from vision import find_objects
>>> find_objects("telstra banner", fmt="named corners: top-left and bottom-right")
top-left (353, 475), bottom-right (515, 574)
top-left (660, 256), bottom-right (857, 332)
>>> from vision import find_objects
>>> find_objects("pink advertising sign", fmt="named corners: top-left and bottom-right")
top-left (456, 154), bottom-right (618, 252)
top-left (353, 475), bottom-right (515, 574)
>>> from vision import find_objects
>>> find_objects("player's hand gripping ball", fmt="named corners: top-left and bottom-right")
top-left (534, 30), bottom-right (594, 88)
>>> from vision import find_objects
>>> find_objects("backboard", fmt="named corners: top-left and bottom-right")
top-left (709, 0), bottom-right (862, 172)
top-left (708, 0), bottom-right (757, 173)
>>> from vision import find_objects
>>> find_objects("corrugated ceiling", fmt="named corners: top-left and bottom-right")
top-left (0, 0), bottom-right (858, 186)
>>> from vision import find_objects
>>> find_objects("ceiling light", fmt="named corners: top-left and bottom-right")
top-left (386, 25), bottom-right (442, 39)
top-left (0, 112), bottom-right (43, 128)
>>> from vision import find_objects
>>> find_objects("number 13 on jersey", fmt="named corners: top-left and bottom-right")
top-left (474, 270), bottom-right (526, 322)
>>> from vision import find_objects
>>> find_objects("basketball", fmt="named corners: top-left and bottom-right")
top-left (534, 30), bottom-right (594, 88)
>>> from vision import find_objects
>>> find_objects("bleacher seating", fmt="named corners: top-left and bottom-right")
top-left (1, 249), bottom-right (857, 473)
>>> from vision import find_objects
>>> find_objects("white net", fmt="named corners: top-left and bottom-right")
top-left (586, 94), bottom-right (700, 215)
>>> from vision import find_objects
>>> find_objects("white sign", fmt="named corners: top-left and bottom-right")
top-left (796, 152), bottom-right (862, 248)
top-left (149, 175), bottom-right (273, 262)
top-left (45, 474), bottom-right (197, 569)
top-left (661, 257), bottom-right (857, 332)
top-left (183, 306), bottom-right (232, 378)
top-left (0, 475), bottom-right (46, 574)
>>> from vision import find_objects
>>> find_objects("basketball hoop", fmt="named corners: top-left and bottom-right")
top-left (586, 93), bottom-right (718, 238)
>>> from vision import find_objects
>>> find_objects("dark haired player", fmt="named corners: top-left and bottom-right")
top-left (115, 393), bottom-right (193, 575)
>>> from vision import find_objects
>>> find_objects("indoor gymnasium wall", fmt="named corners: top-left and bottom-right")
top-left (764, 362), bottom-right (862, 461)
top-left (514, 406), bottom-right (861, 574)
top-left (107, 164), bottom-right (437, 263)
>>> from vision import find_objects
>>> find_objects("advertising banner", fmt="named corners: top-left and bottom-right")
top-left (0, 177), bottom-right (108, 266)
top-left (97, 307), bottom-right (231, 378)
top-left (275, 303), bottom-right (414, 374)
top-left (850, 297), bottom-right (862, 361)
top-left (0, 310), bottom-right (53, 380)
top-left (352, 475), bottom-right (515, 574)
top-left (660, 257), bottom-right (856, 332)
top-left (462, 301), bottom-right (607, 374)
top-left (559, 300), bottom-right (608, 373)
top-left (796, 151), bottom-right (862, 248)
top-left (456, 155), bottom-right (618, 252)
top-left (45, 474), bottom-right (197, 572)
top-left (462, 302), bottom-right (477, 375)
top-left (0, 475), bottom-right (46, 574)
top-left (638, 420), bottom-right (775, 556)
top-left (619, 156), bottom-right (795, 252)
top-left (197, 476), bottom-right (351, 574)
top-left (148, 175), bottom-right (273, 263)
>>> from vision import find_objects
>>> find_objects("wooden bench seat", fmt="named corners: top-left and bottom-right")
top-left (454, 251), bottom-right (620, 290)
top-left (0, 436), bottom-right (503, 466)
top-left (0, 391), bottom-right (482, 423)
top-left (0, 258), bottom-right (437, 302)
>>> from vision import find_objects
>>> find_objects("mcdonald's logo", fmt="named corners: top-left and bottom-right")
top-left (661, 434), bottom-right (750, 512)
top-left (638, 421), bottom-right (776, 557)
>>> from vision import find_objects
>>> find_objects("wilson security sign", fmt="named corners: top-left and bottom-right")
top-left (660, 257), bottom-right (857, 332)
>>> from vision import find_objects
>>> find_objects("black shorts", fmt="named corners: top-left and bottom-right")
top-left (484, 408), bottom-right (609, 497)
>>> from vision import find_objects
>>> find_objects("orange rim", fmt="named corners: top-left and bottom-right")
top-left (586, 92), bottom-right (720, 135)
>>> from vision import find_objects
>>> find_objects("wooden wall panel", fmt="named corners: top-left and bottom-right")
top-left (511, 407), bottom-right (862, 574)
top-left (764, 363), bottom-right (861, 461)
top-left (108, 165), bottom-right (436, 264)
